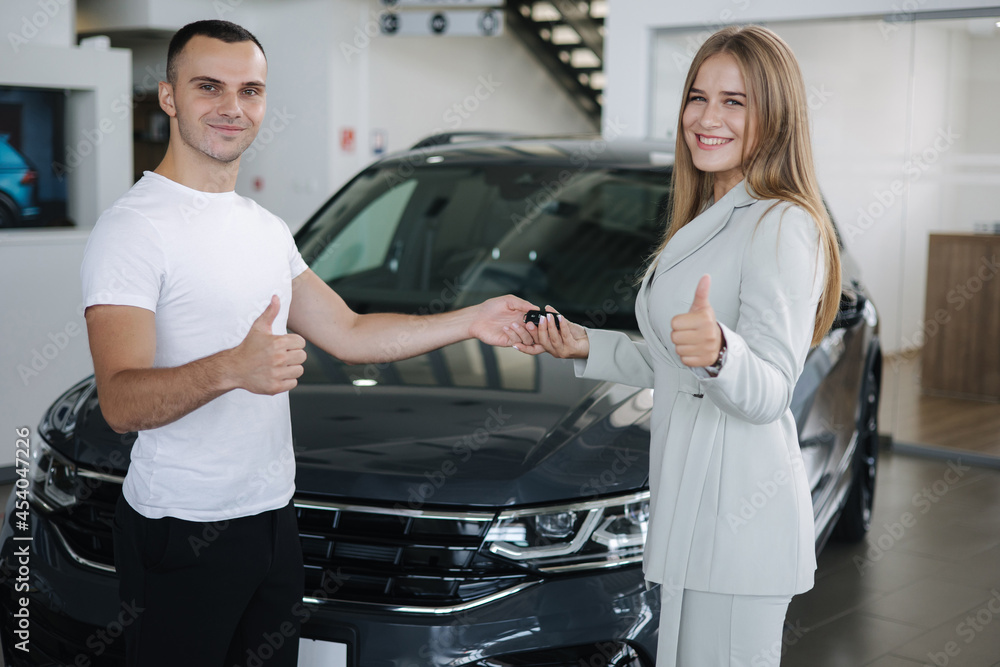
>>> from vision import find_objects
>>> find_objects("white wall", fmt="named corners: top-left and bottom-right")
top-left (3, 0), bottom-right (76, 51)
top-left (366, 16), bottom-right (595, 155)
top-left (604, 0), bottom-right (1000, 140)
top-left (0, 231), bottom-right (94, 451)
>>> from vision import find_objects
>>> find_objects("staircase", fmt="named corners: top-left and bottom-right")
top-left (505, 0), bottom-right (606, 128)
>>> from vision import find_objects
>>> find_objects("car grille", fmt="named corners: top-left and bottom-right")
top-left (43, 480), bottom-right (537, 610)
top-left (295, 499), bottom-right (535, 608)
top-left (51, 475), bottom-right (119, 571)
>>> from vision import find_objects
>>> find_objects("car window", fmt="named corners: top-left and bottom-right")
top-left (311, 179), bottom-right (417, 282)
top-left (296, 163), bottom-right (671, 330)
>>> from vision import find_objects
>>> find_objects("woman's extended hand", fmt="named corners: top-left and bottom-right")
top-left (670, 274), bottom-right (723, 367)
top-left (504, 307), bottom-right (590, 359)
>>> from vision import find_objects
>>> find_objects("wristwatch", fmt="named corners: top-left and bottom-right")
top-left (705, 333), bottom-right (727, 377)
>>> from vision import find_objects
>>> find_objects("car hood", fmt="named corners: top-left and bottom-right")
top-left (64, 342), bottom-right (653, 509)
top-left (289, 342), bottom-right (652, 507)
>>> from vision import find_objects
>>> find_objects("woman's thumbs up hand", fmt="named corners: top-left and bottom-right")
top-left (670, 275), bottom-right (723, 368)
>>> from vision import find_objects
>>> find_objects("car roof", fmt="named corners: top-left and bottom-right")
top-left (374, 135), bottom-right (676, 171)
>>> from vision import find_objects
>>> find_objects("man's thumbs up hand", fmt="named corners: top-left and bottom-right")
top-left (670, 275), bottom-right (723, 368)
top-left (252, 294), bottom-right (281, 334)
top-left (230, 295), bottom-right (307, 395)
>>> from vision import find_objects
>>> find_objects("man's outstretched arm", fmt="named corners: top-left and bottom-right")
top-left (287, 268), bottom-right (535, 365)
top-left (85, 296), bottom-right (304, 434)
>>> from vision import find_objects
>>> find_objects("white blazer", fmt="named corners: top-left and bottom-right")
top-left (575, 180), bottom-right (824, 599)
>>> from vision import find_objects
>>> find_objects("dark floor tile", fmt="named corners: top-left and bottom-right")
top-left (932, 544), bottom-right (1000, 590)
top-left (887, 589), bottom-right (1000, 665)
top-left (863, 579), bottom-right (995, 629)
top-left (782, 612), bottom-right (924, 666)
top-left (851, 549), bottom-right (950, 594)
top-left (892, 520), bottom-right (1000, 562)
top-left (787, 562), bottom-right (886, 629)
top-left (865, 656), bottom-right (928, 667)
top-left (784, 453), bottom-right (1000, 667)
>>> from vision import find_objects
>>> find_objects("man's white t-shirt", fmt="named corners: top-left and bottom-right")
top-left (80, 171), bottom-right (309, 521)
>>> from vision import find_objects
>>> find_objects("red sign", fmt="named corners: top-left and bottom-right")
top-left (341, 128), bottom-right (356, 153)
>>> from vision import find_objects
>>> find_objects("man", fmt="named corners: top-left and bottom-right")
top-left (81, 20), bottom-right (534, 667)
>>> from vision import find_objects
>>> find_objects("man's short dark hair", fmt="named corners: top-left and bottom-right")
top-left (166, 20), bottom-right (266, 85)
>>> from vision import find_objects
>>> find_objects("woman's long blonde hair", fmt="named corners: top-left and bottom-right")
top-left (649, 25), bottom-right (841, 346)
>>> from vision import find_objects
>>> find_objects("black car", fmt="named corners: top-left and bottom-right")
top-left (0, 135), bottom-right (881, 666)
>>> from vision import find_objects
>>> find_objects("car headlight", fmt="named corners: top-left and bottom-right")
top-left (31, 377), bottom-right (95, 511)
top-left (484, 491), bottom-right (649, 573)
top-left (38, 376), bottom-right (96, 441)
top-left (28, 440), bottom-right (78, 511)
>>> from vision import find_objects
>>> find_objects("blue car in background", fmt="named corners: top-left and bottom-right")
top-left (0, 134), bottom-right (40, 228)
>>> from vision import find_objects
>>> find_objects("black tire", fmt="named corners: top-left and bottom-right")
top-left (833, 353), bottom-right (881, 542)
top-left (0, 192), bottom-right (19, 229)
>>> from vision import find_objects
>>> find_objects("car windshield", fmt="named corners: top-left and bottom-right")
top-left (295, 161), bottom-right (672, 330)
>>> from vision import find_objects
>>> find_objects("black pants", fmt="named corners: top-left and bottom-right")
top-left (112, 495), bottom-right (305, 667)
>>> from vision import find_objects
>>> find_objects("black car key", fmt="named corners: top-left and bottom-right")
top-left (523, 309), bottom-right (560, 331)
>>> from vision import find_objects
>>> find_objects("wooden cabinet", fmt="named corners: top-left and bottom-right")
top-left (132, 97), bottom-right (168, 183)
top-left (921, 233), bottom-right (1000, 401)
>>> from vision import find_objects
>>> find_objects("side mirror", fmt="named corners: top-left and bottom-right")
top-left (832, 287), bottom-right (866, 330)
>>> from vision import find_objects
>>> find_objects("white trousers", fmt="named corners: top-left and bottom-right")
top-left (657, 588), bottom-right (792, 667)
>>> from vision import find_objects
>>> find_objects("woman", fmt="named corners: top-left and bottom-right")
top-left (505, 25), bottom-right (841, 667)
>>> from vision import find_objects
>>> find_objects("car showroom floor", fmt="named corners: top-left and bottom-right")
top-left (1, 448), bottom-right (998, 667)
top-left (781, 448), bottom-right (1000, 667)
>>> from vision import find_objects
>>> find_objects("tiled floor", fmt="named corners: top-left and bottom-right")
top-left (782, 448), bottom-right (1000, 667)
top-left (1, 449), bottom-right (998, 666)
